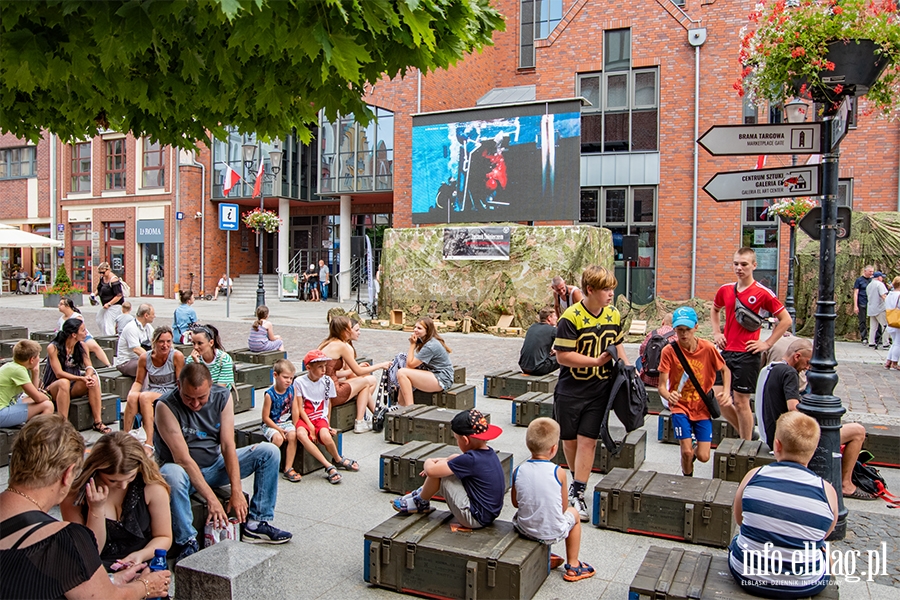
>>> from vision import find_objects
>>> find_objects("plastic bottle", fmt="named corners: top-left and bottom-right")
top-left (147, 548), bottom-right (167, 600)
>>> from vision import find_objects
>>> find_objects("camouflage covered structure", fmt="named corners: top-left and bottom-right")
top-left (795, 212), bottom-right (900, 340)
top-left (379, 224), bottom-right (613, 329)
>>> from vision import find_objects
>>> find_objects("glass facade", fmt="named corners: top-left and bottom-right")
top-left (319, 107), bottom-right (394, 195)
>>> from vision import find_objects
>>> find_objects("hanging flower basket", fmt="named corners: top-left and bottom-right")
top-left (242, 208), bottom-right (281, 233)
top-left (767, 197), bottom-right (817, 224)
top-left (736, 1), bottom-right (900, 118)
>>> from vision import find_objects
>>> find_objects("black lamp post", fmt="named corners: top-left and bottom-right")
top-left (241, 143), bottom-right (283, 309)
top-left (782, 98), bottom-right (810, 334)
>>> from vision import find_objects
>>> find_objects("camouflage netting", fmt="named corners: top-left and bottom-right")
top-left (794, 212), bottom-right (900, 340)
top-left (379, 224), bottom-right (613, 329)
top-left (615, 296), bottom-right (715, 337)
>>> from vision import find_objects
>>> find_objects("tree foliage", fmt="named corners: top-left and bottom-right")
top-left (0, 0), bottom-right (505, 148)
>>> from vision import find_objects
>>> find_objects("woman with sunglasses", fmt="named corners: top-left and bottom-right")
top-left (94, 262), bottom-right (125, 336)
top-left (185, 324), bottom-right (234, 387)
top-left (56, 297), bottom-right (111, 368)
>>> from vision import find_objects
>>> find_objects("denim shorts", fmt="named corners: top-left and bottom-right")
top-left (0, 401), bottom-right (28, 428)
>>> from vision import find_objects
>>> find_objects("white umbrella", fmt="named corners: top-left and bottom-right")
top-left (0, 223), bottom-right (63, 248)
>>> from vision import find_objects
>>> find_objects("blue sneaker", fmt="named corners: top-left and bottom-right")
top-left (241, 521), bottom-right (292, 544)
top-left (174, 537), bottom-right (199, 562)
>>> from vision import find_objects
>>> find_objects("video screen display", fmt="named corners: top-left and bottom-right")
top-left (411, 100), bottom-right (581, 224)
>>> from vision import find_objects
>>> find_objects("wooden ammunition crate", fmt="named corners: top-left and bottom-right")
top-left (657, 410), bottom-right (741, 448)
top-left (647, 387), bottom-right (666, 415)
top-left (713, 439), bottom-right (775, 482)
top-left (97, 368), bottom-right (136, 399)
top-left (861, 423), bottom-right (900, 468)
top-left (413, 383), bottom-right (476, 410)
top-left (364, 510), bottom-right (549, 600)
top-left (0, 339), bottom-right (49, 359)
top-left (379, 440), bottom-right (513, 497)
top-left (233, 361), bottom-right (273, 389)
top-left (0, 427), bottom-right (21, 468)
top-left (229, 347), bottom-right (286, 366)
top-left (0, 325), bottom-right (28, 340)
top-left (453, 365), bottom-right (466, 384)
top-left (329, 400), bottom-right (357, 433)
top-left (593, 468), bottom-right (738, 548)
top-left (511, 391), bottom-right (554, 426)
top-left (483, 369), bottom-right (518, 398)
top-left (89, 345), bottom-right (114, 370)
top-left (630, 546), bottom-right (839, 600)
top-left (384, 405), bottom-right (490, 445)
top-left (232, 383), bottom-right (254, 414)
top-left (234, 423), bottom-right (343, 475)
top-left (482, 370), bottom-right (556, 399)
top-left (91, 335), bottom-right (120, 350)
top-left (29, 330), bottom-right (57, 342)
top-left (174, 343), bottom-right (193, 357)
top-left (67, 393), bottom-right (120, 431)
top-left (552, 427), bottom-right (646, 474)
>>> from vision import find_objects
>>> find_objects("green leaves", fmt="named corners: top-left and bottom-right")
top-left (0, 0), bottom-right (504, 149)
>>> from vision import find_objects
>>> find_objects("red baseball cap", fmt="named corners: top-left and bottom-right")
top-left (450, 409), bottom-right (502, 441)
top-left (303, 349), bottom-right (330, 368)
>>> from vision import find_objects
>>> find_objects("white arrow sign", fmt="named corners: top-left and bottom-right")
top-left (698, 123), bottom-right (822, 156)
top-left (703, 165), bottom-right (822, 202)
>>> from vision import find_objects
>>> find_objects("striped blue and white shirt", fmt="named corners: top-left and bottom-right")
top-left (729, 462), bottom-right (834, 594)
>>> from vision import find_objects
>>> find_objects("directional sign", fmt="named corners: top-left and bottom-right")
top-left (703, 165), bottom-right (822, 202)
top-left (219, 203), bottom-right (239, 231)
top-left (698, 123), bottom-right (822, 156)
top-left (799, 207), bottom-right (852, 240)
top-left (829, 97), bottom-right (851, 151)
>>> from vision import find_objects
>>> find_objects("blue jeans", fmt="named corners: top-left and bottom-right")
top-left (320, 281), bottom-right (329, 299)
top-left (160, 442), bottom-right (280, 545)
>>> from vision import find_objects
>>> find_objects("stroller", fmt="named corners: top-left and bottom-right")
top-left (371, 353), bottom-right (406, 432)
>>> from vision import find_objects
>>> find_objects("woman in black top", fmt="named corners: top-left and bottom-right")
top-left (94, 261), bottom-right (124, 336)
top-left (61, 432), bottom-right (172, 570)
top-left (0, 414), bottom-right (170, 600)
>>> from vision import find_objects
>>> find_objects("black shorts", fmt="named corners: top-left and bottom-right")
top-left (722, 351), bottom-right (761, 394)
top-left (553, 379), bottom-right (612, 441)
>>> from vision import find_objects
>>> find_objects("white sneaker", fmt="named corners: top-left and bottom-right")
top-left (570, 491), bottom-right (589, 522)
top-left (354, 419), bottom-right (371, 434)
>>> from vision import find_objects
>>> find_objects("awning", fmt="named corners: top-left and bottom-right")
top-left (0, 223), bottom-right (63, 248)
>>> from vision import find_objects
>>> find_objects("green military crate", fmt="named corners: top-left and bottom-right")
top-left (713, 439), bottom-right (775, 482)
top-left (511, 391), bottom-right (554, 426)
top-left (29, 330), bottom-right (57, 342)
top-left (234, 423), bottom-right (343, 475)
top-left (0, 427), bottom-right (20, 468)
top-left (453, 365), bottom-right (466, 384)
top-left (658, 410), bottom-right (741, 448)
top-left (67, 393), bottom-right (120, 431)
top-left (233, 361), bottom-right (273, 389)
top-left (232, 383), bottom-right (254, 414)
top-left (364, 510), bottom-right (549, 600)
top-left (330, 400), bottom-right (357, 433)
top-left (647, 387), bottom-right (665, 415)
top-left (89, 345), bottom-right (114, 370)
top-left (413, 383), bottom-right (476, 410)
top-left (861, 423), bottom-right (900, 468)
top-left (384, 405), bottom-right (490, 445)
top-left (593, 468), bottom-right (738, 548)
top-left (0, 325), bottom-right (28, 340)
top-left (629, 546), bottom-right (839, 600)
top-left (91, 335), bottom-right (119, 350)
top-left (379, 440), bottom-right (513, 496)
top-left (0, 339), bottom-right (49, 359)
top-left (234, 422), bottom-right (266, 448)
top-left (483, 369), bottom-right (519, 398)
top-left (553, 427), bottom-right (647, 474)
top-left (190, 486), bottom-right (249, 549)
top-left (174, 343), bottom-right (193, 357)
top-left (97, 369), bottom-right (136, 399)
top-left (229, 347), bottom-right (286, 366)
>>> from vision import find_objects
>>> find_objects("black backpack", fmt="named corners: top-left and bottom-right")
top-left (600, 346), bottom-right (649, 456)
top-left (641, 329), bottom-right (676, 377)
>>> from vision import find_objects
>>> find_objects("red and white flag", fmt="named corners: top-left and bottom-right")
top-left (756, 155), bottom-right (766, 169)
top-left (252, 162), bottom-right (265, 198)
top-left (222, 165), bottom-right (242, 197)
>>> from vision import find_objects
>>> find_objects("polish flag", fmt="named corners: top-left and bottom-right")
top-left (756, 155), bottom-right (766, 169)
top-left (222, 165), bottom-right (241, 197)
top-left (252, 162), bottom-right (265, 198)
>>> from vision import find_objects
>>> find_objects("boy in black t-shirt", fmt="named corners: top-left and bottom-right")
top-left (391, 409), bottom-right (505, 529)
top-left (553, 265), bottom-right (626, 521)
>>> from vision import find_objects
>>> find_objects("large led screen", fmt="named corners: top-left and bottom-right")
top-left (411, 100), bottom-right (581, 224)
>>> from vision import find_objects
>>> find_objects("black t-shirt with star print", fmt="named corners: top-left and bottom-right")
top-left (553, 301), bottom-right (623, 398)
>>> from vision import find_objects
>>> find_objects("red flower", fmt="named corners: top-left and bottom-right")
top-left (833, 84), bottom-right (844, 93)
top-left (833, 6), bottom-right (844, 14)
top-left (791, 47), bottom-right (806, 57)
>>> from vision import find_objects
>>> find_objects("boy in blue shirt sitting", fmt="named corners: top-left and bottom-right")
top-left (392, 408), bottom-right (505, 529)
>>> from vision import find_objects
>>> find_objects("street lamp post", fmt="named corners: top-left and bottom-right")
top-left (242, 143), bottom-right (283, 309)
top-left (782, 98), bottom-right (810, 334)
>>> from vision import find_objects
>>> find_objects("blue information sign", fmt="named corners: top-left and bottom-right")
top-left (219, 203), bottom-right (239, 231)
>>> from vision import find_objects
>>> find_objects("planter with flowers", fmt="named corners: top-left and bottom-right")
top-left (42, 265), bottom-right (84, 308)
top-left (766, 196), bottom-right (817, 224)
top-left (242, 208), bottom-right (282, 233)
top-left (736, 0), bottom-right (900, 116)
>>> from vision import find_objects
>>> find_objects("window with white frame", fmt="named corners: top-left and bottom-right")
top-left (577, 30), bottom-right (658, 153)
top-left (71, 143), bottom-right (91, 192)
top-left (743, 199), bottom-right (779, 293)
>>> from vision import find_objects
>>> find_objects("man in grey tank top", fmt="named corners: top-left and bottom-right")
top-left (154, 363), bottom-right (292, 561)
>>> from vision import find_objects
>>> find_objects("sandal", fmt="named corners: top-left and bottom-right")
top-left (391, 488), bottom-right (433, 515)
top-left (332, 457), bottom-right (360, 472)
top-left (282, 468), bottom-right (302, 483)
top-left (563, 561), bottom-right (596, 582)
top-left (843, 487), bottom-right (878, 500)
top-left (92, 422), bottom-right (111, 435)
top-left (324, 466), bottom-right (342, 484)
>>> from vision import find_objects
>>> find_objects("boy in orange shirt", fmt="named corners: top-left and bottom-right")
top-left (657, 307), bottom-right (731, 476)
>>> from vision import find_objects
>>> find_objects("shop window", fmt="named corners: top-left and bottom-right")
top-left (0, 147), bottom-right (37, 179)
top-left (742, 199), bottom-right (779, 293)
top-left (143, 244), bottom-right (164, 296)
top-left (142, 139), bottom-right (165, 188)
top-left (71, 143), bottom-right (91, 192)
top-left (105, 139), bottom-right (126, 189)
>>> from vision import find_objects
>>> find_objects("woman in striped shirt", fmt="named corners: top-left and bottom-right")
top-left (728, 411), bottom-right (838, 598)
top-left (185, 324), bottom-right (234, 387)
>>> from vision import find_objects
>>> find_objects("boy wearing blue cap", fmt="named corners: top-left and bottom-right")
top-left (657, 307), bottom-right (731, 476)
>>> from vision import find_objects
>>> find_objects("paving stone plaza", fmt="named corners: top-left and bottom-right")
top-left (1, 293), bottom-right (897, 599)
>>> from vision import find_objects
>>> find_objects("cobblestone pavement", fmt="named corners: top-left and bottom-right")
top-left (843, 510), bottom-right (900, 588)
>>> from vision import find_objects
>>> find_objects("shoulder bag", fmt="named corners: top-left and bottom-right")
top-left (887, 294), bottom-right (900, 329)
top-left (670, 341), bottom-right (721, 419)
top-left (733, 283), bottom-right (763, 332)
